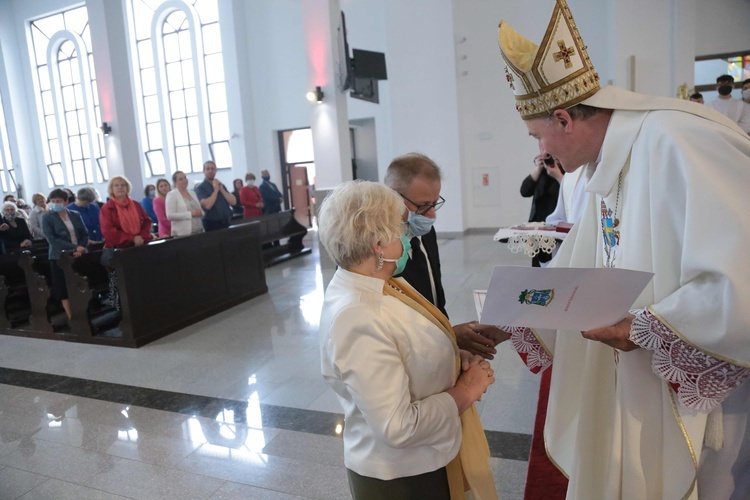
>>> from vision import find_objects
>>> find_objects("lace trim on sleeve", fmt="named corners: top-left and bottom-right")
top-left (629, 308), bottom-right (750, 412)
top-left (505, 326), bottom-right (552, 374)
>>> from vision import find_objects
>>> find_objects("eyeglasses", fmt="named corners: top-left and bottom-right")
top-left (399, 193), bottom-right (445, 215)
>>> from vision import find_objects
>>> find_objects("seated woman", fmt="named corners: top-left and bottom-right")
top-left (0, 201), bottom-right (32, 253)
top-left (317, 181), bottom-right (497, 500)
top-left (41, 189), bottom-right (88, 319)
top-left (239, 173), bottom-right (263, 218)
top-left (27, 193), bottom-right (49, 240)
top-left (67, 187), bottom-right (104, 245)
top-left (166, 170), bottom-right (204, 237)
top-left (100, 176), bottom-right (153, 309)
top-left (152, 178), bottom-right (172, 238)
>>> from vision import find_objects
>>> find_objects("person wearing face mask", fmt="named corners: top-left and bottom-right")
top-left (0, 201), bottom-right (32, 253)
top-left (708, 74), bottom-right (750, 134)
top-left (258, 169), bottom-right (283, 214)
top-left (41, 189), bottom-right (88, 319)
top-left (318, 180), bottom-right (497, 499)
top-left (140, 184), bottom-right (158, 228)
top-left (742, 79), bottom-right (750, 105)
top-left (384, 153), bottom-right (510, 360)
top-left (239, 173), bottom-right (263, 218)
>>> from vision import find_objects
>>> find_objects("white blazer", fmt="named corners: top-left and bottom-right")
top-left (165, 189), bottom-right (202, 236)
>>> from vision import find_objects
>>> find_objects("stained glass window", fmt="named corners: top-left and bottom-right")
top-left (128, 0), bottom-right (232, 177)
top-left (28, 6), bottom-right (108, 188)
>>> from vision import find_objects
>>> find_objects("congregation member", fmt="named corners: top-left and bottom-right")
top-left (239, 172), bottom-right (263, 218)
top-left (41, 189), bottom-right (88, 319)
top-left (497, 1), bottom-right (750, 497)
top-left (230, 178), bottom-right (244, 217)
top-left (195, 160), bottom-right (236, 231)
top-left (166, 170), bottom-right (204, 237)
top-left (140, 183), bottom-right (158, 224)
top-left (708, 74), bottom-right (750, 133)
top-left (100, 176), bottom-right (153, 310)
top-left (318, 180), bottom-right (496, 499)
top-left (63, 188), bottom-right (76, 205)
top-left (152, 178), bottom-right (172, 237)
top-left (385, 153), bottom-right (508, 359)
top-left (3, 194), bottom-right (29, 221)
top-left (258, 169), bottom-right (283, 214)
top-left (67, 187), bottom-right (103, 245)
top-left (0, 201), bottom-right (32, 253)
top-left (27, 193), bottom-right (49, 240)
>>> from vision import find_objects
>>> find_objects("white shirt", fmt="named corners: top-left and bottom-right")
top-left (708, 97), bottom-right (750, 133)
top-left (319, 268), bottom-right (461, 480)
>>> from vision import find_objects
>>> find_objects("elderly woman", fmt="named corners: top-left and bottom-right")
top-left (100, 176), bottom-right (153, 249)
top-left (27, 193), bottom-right (49, 240)
top-left (165, 170), bottom-right (203, 237)
top-left (42, 189), bottom-right (88, 319)
top-left (152, 178), bottom-right (172, 237)
top-left (67, 187), bottom-right (103, 245)
top-left (0, 201), bottom-right (32, 253)
top-left (318, 181), bottom-right (496, 499)
top-left (99, 176), bottom-right (152, 310)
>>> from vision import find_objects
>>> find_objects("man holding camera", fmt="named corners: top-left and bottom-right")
top-left (519, 153), bottom-right (564, 266)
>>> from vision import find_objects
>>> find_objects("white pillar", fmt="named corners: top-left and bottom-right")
top-left (87, 0), bottom-right (144, 195)
top-left (301, 0), bottom-right (353, 190)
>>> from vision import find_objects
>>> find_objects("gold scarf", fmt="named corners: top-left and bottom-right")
top-left (383, 277), bottom-right (498, 500)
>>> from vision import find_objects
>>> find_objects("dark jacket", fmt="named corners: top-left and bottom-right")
top-left (0, 217), bottom-right (32, 253)
top-left (520, 169), bottom-right (562, 222)
top-left (395, 227), bottom-right (447, 317)
top-left (41, 210), bottom-right (89, 260)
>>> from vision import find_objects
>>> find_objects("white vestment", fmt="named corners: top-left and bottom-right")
top-left (708, 97), bottom-right (750, 134)
top-left (528, 88), bottom-right (750, 499)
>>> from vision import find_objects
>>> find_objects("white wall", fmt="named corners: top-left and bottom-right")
top-left (695, 0), bottom-right (750, 57)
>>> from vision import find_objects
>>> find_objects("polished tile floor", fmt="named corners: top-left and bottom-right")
top-left (0, 232), bottom-right (538, 499)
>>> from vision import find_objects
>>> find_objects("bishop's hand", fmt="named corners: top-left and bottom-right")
top-left (581, 314), bottom-right (638, 351)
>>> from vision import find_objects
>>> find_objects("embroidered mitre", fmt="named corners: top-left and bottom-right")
top-left (498, 0), bottom-right (600, 120)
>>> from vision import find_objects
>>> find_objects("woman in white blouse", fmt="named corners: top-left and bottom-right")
top-left (318, 181), bottom-right (497, 499)
top-left (165, 170), bottom-right (204, 237)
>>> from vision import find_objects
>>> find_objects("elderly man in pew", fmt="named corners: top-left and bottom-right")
top-left (42, 189), bottom-right (88, 320)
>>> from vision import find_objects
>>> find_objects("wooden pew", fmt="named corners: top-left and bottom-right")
top-left (58, 249), bottom-right (120, 339)
top-left (0, 252), bottom-right (29, 330)
top-left (16, 251), bottom-right (55, 335)
top-left (231, 209), bottom-right (311, 266)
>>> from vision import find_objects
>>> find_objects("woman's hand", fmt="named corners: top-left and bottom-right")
top-left (448, 363), bottom-right (495, 414)
top-left (73, 246), bottom-right (86, 257)
top-left (0, 223), bottom-right (8, 231)
top-left (133, 235), bottom-right (145, 246)
top-left (459, 350), bottom-right (488, 372)
top-left (20, 239), bottom-right (32, 248)
top-left (191, 207), bottom-right (202, 217)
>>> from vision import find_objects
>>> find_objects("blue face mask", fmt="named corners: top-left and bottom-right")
top-left (49, 203), bottom-right (65, 213)
top-left (262, 176), bottom-right (271, 182)
top-left (382, 233), bottom-right (411, 275)
top-left (407, 211), bottom-right (436, 238)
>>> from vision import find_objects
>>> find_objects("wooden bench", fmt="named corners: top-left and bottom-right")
top-left (0, 252), bottom-right (30, 330)
top-left (58, 249), bottom-right (120, 340)
top-left (231, 209), bottom-right (311, 266)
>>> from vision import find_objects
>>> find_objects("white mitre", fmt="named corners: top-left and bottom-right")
top-left (498, 0), bottom-right (600, 120)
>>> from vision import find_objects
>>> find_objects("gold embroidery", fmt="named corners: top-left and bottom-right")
top-left (553, 40), bottom-right (576, 68)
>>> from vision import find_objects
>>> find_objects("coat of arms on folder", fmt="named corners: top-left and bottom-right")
top-left (518, 289), bottom-right (555, 307)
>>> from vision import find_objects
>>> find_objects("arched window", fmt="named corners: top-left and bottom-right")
top-left (0, 92), bottom-right (16, 195)
top-left (128, 0), bottom-right (231, 178)
top-left (28, 6), bottom-right (107, 188)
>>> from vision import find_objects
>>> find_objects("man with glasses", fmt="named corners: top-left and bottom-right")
top-left (385, 153), bottom-right (508, 359)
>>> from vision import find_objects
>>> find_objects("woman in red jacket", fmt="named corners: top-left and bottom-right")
top-left (239, 172), bottom-right (264, 218)
top-left (99, 176), bottom-right (153, 310)
top-left (100, 176), bottom-right (153, 249)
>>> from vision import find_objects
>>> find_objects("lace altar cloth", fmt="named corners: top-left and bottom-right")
top-left (493, 223), bottom-right (568, 258)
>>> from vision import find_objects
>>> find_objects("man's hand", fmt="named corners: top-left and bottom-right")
top-left (454, 321), bottom-right (510, 360)
top-left (581, 314), bottom-right (639, 351)
top-left (212, 179), bottom-right (222, 191)
top-left (530, 155), bottom-right (545, 181)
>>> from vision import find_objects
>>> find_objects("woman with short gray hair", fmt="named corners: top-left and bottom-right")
top-left (67, 187), bottom-right (103, 244)
top-left (318, 180), bottom-right (497, 499)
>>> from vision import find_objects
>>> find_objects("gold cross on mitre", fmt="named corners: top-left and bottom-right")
top-left (553, 40), bottom-right (576, 69)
